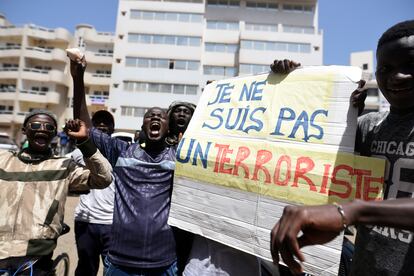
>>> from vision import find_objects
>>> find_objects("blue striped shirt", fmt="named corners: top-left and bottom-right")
top-left (90, 128), bottom-right (177, 268)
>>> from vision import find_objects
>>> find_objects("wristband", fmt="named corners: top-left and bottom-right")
top-left (333, 202), bottom-right (347, 230)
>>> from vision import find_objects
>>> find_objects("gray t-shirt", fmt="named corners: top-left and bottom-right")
top-left (352, 111), bottom-right (414, 276)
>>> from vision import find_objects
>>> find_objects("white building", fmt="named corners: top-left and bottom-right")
top-left (72, 24), bottom-right (114, 114)
top-left (109, 0), bottom-right (323, 131)
top-left (0, 14), bottom-right (114, 141)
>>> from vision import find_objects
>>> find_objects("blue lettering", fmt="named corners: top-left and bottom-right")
top-left (176, 138), bottom-right (194, 163)
top-left (308, 109), bottom-right (328, 140)
top-left (244, 107), bottom-right (266, 133)
top-left (271, 107), bottom-right (296, 136)
top-left (208, 83), bottom-right (234, 105)
top-left (192, 142), bottom-right (212, 169)
top-left (289, 111), bottom-right (309, 141)
top-left (202, 108), bottom-right (224, 130)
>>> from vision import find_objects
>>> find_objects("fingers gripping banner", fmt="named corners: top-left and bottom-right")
top-left (168, 66), bottom-right (385, 275)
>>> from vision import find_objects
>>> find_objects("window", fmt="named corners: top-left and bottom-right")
top-left (128, 34), bottom-right (201, 47)
top-left (204, 65), bottom-right (237, 77)
top-left (207, 0), bottom-right (239, 7)
top-left (125, 57), bottom-right (199, 70)
top-left (241, 40), bottom-right (311, 53)
top-left (283, 25), bottom-right (314, 34)
top-left (246, 1), bottom-right (278, 9)
top-left (206, 20), bottom-right (239, 30)
top-left (130, 10), bottom-right (203, 23)
top-left (245, 23), bottom-right (277, 32)
top-left (123, 81), bottom-right (198, 95)
top-left (205, 43), bottom-right (238, 53)
top-left (283, 4), bottom-right (314, 13)
top-left (121, 106), bottom-right (149, 118)
top-left (363, 63), bottom-right (369, 70)
top-left (240, 64), bottom-right (269, 75)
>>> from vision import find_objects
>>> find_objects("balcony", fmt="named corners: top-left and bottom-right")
top-left (0, 68), bottom-right (19, 79)
top-left (0, 45), bottom-right (22, 58)
top-left (0, 26), bottom-right (24, 37)
top-left (85, 50), bottom-right (113, 64)
top-left (24, 46), bottom-right (67, 62)
top-left (84, 72), bottom-right (111, 86)
top-left (0, 88), bottom-right (17, 101)
top-left (26, 25), bottom-right (72, 42)
top-left (21, 68), bottom-right (67, 84)
top-left (0, 110), bottom-right (13, 124)
top-left (15, 111), bottom-right (30, 124)
top-left (19, 89), bottom-right (60, 105)
top-left (83, 29), bottom-right (114, 44)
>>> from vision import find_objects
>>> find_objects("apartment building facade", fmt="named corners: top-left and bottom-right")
top-left (0, 14), bottom-right (114, 141)
top-left (109, 0), bottom-right (323, 131)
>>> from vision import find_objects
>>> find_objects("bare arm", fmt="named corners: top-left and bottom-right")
top-left (270, 198), bottom-right (414, 275)
top-left (70, 58), bottom-right (92, 127)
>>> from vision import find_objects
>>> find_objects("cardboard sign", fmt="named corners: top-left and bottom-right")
top-left (169, 67), bottom-right (386, 275)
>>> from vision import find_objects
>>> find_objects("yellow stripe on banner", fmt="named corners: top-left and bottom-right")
top-left (176, 135), bottom-right (385, 205)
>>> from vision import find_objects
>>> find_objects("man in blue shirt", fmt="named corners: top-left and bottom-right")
top-left (70, 56), bottom-right (178, 275)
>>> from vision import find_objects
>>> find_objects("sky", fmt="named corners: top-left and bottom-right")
top-left (0, 0), bottom-right (413, 66)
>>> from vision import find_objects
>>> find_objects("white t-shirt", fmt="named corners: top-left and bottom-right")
top-left (72, 148), bottom-right (115, 224)
top-left (183, 236), bottom-right (260, 276)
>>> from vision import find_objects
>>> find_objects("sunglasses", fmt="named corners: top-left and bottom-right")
top-left (27, 122), bottom-right (56, 132)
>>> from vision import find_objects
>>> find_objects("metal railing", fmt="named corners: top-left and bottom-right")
top-left (23, 68), bottom-right (50, 74)
top-left (26, 46), bottom-right (53, 53)
top-left (20, 89), bottom-right (47, 96)
top-left (92, 73), bottom-right (111, 78)
top-left (0, 68), bottom-right (18, 71)
top-left (0, 46), bottom-right (21, 50)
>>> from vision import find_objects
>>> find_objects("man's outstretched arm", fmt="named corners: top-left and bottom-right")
top-left (69, 54), bottom-right (92, 127)
top-left (270, 198), bottom-right (414, 275)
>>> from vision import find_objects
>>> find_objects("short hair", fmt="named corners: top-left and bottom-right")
top-left (378, 20), bottom-right (414, 49)
top-left (23, 109), bottom-right (58, 127)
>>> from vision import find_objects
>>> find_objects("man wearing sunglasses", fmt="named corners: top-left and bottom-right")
top-left (0, 110), bottom-right (113, 275)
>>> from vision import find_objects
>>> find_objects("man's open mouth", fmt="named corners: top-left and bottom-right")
top-left (149, 122), bottom-right (161, 136)
top-left (34, 133), bottom-right (49, 145)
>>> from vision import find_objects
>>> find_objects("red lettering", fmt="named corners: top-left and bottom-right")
top-left (292, 157), bottom-right (316, 191)
top-left (273, 155), bottom-right (291, 186)
top-left (214, 144), bottom-right (232, 174)
top-left (363, 176), bottom-right (384, 201)
top-left (233, 146), bottom-right (251, 179)
top-left (252, 150), bottom-right (272, 183)
top-left (329, 165), bottom-right (352, 199)
top-left (319, 164), bottom-right (331, 194)
top-left (354, 169), bottom-right (371, 199)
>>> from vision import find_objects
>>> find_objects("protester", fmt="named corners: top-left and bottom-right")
top-left (165, 102), bottom-right (197, 274)
top-left (70, 57), bottom-right (178, 275)
top-left (0, 110), bottom-right (112, 275)
top-left (270, 20), bottom-right (414, 276)
top-left (72, 110), bottom-right (116, 276)
top-left (165, 101), bottom-right (196, 146)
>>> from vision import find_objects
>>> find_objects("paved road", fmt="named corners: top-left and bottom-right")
top-left (53, 195), bottom-right (104, 275)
